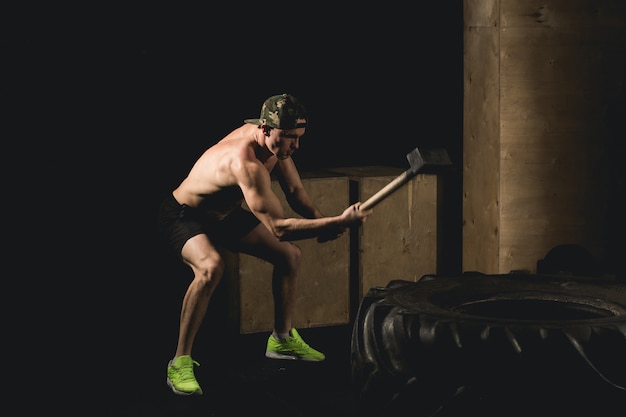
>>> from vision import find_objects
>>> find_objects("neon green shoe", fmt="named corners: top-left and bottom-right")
top-left (265, 328), bottom-right (326, 361)
top-left (166, 355), bottom-right (203, 395)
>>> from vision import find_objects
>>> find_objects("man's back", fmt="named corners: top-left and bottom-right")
top-left (173, 124), bottom-right (272, 211)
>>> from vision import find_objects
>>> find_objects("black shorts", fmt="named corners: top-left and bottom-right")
top-left (157, 193), bottom-right (260, 258)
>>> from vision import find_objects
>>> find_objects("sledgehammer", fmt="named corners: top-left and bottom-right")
top-left (359, 147), bottom-right (452, 211)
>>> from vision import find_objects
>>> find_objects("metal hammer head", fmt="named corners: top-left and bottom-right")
top-left (407, 147), bottom-right (452, 174)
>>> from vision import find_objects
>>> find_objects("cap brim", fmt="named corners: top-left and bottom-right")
top-left (244, 118), bottom-right (262, 125)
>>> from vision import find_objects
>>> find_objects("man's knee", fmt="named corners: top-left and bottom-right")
top-left (194, 255), bottom-right (225, 285)
top-left (284, 243), bottom-right (302, 271)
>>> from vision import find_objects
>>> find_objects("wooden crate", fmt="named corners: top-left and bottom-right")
top-left (225, 172), bottom-right (351, 334)
top-left (325, 166), bottom-right (440, 300)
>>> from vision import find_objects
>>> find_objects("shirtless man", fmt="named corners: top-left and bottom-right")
top-left (158, 94), bottom-right (373, 395)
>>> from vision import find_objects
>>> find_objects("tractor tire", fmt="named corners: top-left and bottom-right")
top-left (351, 273), bottom-right (626, 416)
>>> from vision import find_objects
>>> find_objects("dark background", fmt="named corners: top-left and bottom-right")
top-left (7, 4), bottom-right (464, 167)
top-left (4, 3), bottom-right (464, 413)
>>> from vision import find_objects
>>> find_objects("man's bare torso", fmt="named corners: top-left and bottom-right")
top-left (172, 124), bottom-right (275, 215)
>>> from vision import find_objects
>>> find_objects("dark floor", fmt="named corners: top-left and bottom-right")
top-left (101, 325), bottom-right (357, 417)
top-left (39, 315), bottom-right (625, 417)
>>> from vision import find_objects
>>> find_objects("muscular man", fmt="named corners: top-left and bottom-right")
top-left (158, 94), bottom-right (373, 395)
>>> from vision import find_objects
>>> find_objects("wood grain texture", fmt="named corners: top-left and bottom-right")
top-left (464, 0), bottom-right (625, 274)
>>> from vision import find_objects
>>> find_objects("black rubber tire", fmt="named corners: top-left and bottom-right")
top-left (351, 273), bottom-right (626, 416)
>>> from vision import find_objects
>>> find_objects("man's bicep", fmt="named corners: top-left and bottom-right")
top-left (276, 157), bottom-right (304, 194)
top-left (244, 188), bottom-right (285, 218)
top-left (239, 168), bottom-right (285, 221)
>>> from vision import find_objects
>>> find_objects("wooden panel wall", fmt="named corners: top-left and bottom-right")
top-left (463, 0), bottom-right (501, 274)
top-left (463, 0), bottom-right (626, 274)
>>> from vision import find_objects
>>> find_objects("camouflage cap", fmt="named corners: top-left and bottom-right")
top-left (244, 94), bottom-right (308, 129)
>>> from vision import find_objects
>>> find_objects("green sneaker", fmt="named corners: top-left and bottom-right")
top-left (265, 328), bottom-right (326, 361)
top-left (166, 355), bottom-right (203, 396)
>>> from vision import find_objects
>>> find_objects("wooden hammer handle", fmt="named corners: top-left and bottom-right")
top-left (359, 169), bottom-right (415, 211)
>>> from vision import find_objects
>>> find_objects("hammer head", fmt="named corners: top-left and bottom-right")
top-left (407, 147), bottom-right (452, 174)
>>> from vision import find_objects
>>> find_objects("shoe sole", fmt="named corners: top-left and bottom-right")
top-left (265, 351), bottom-right (325, 361)
top-left (166, 378), bottom-right (203, 396)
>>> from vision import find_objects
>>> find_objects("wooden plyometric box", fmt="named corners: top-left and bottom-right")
top-left (325, 166), bottom-right (440, 300)
top-left (225, 171), bottom-right (351, 334)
